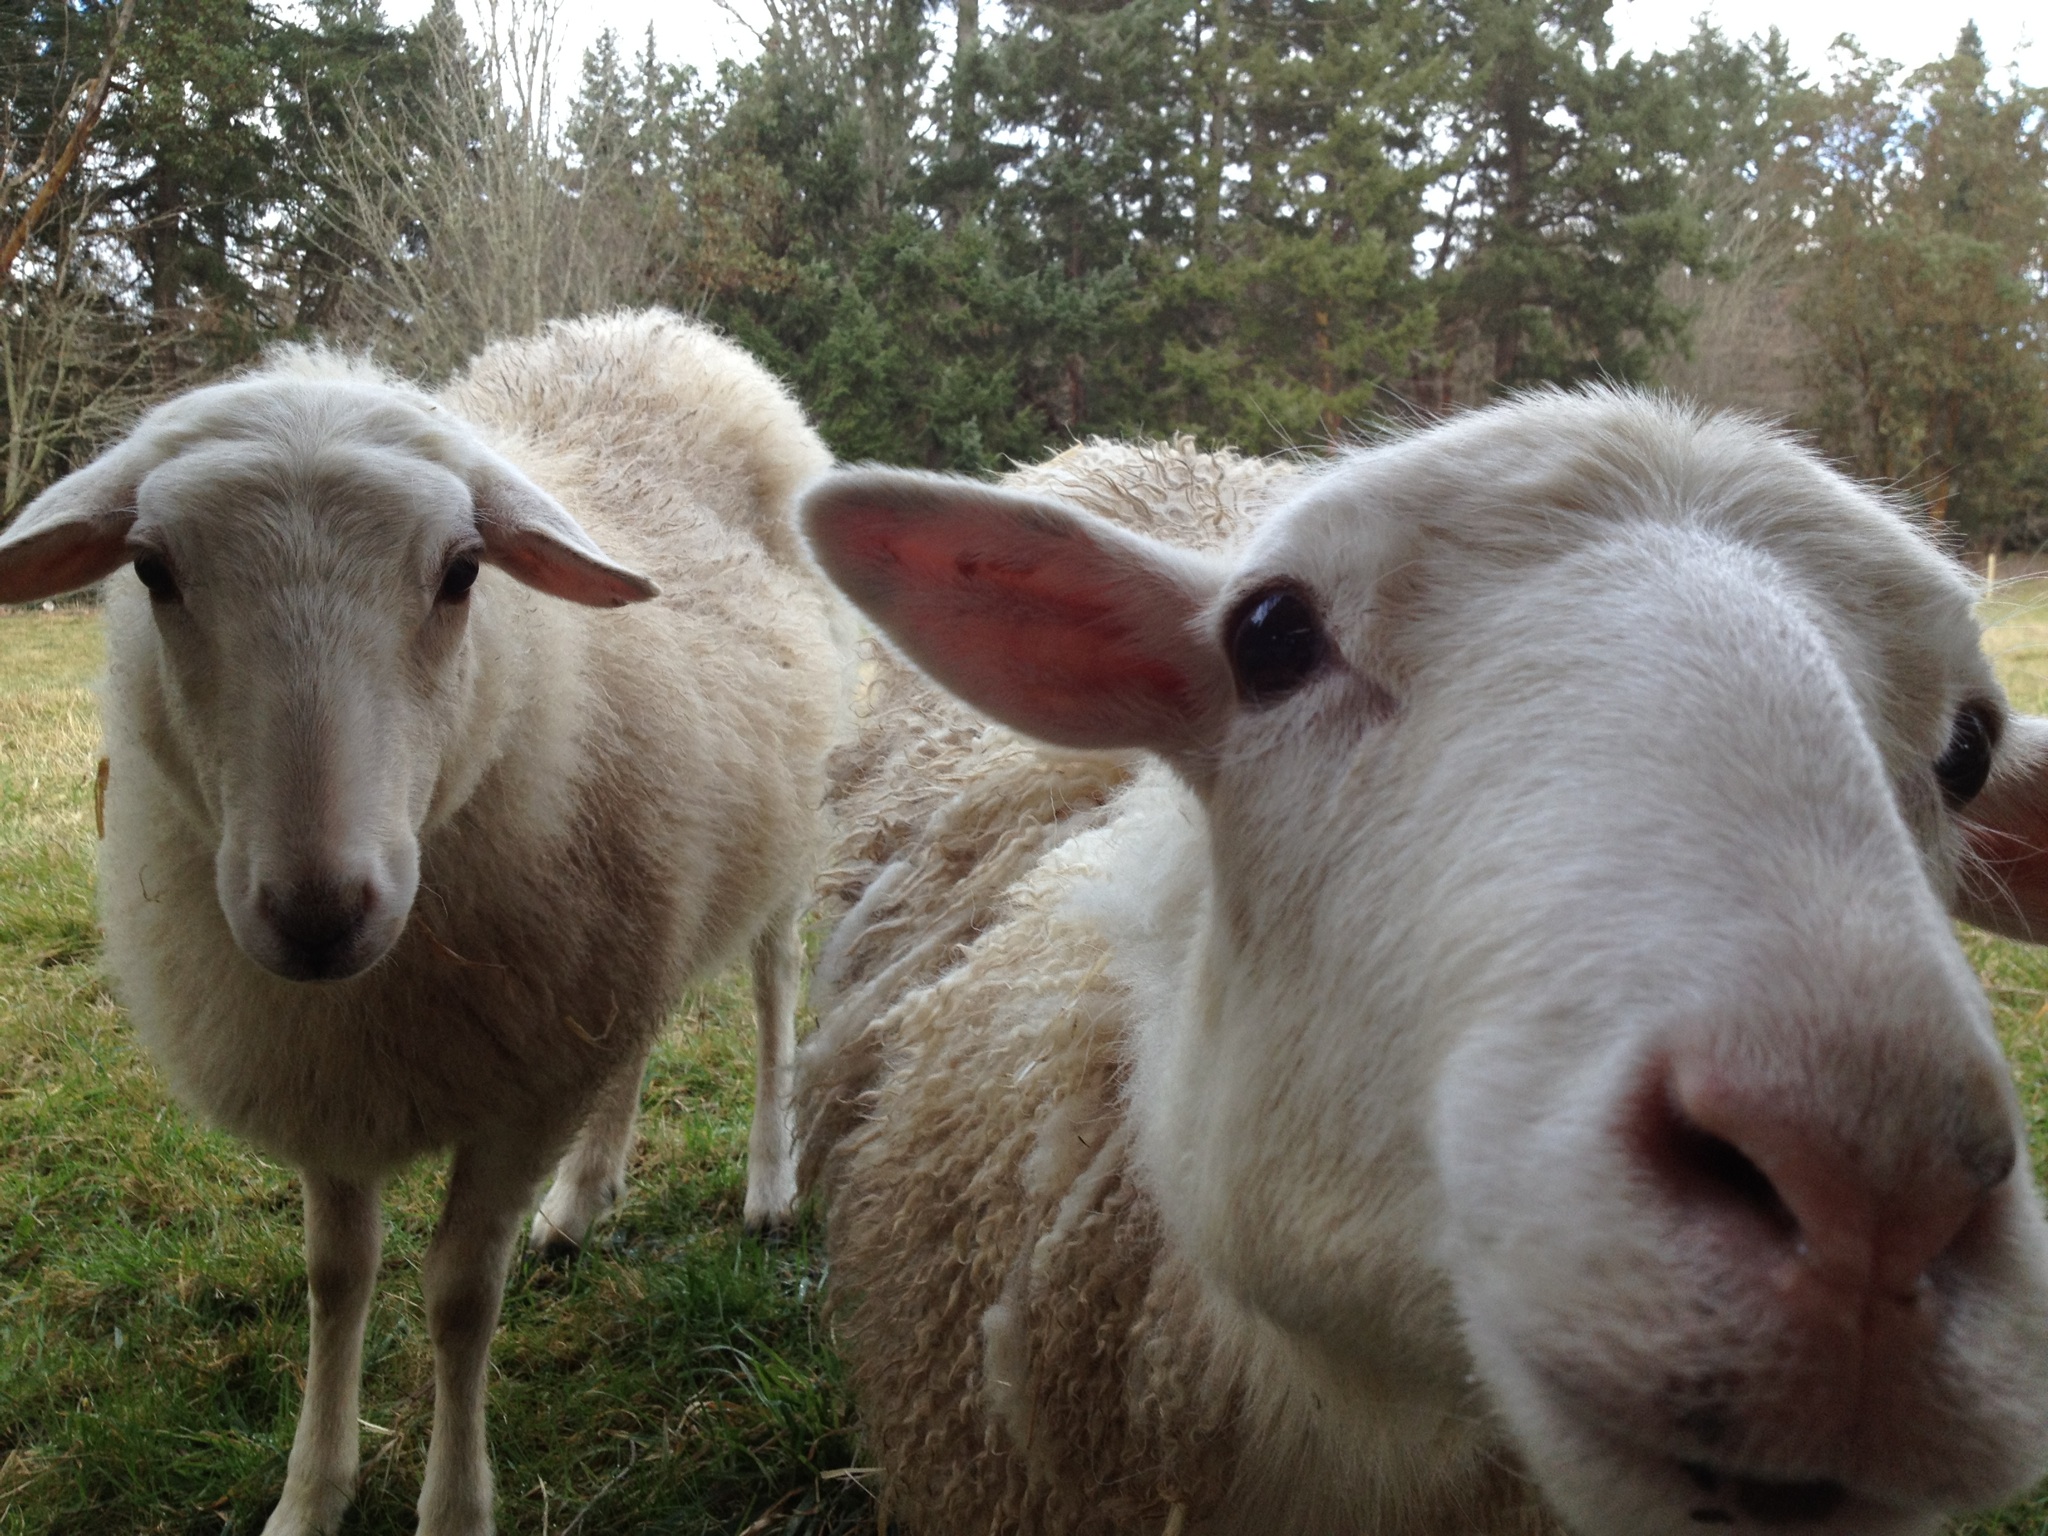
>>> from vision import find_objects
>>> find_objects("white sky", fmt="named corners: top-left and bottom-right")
top-left (374, 1), bottom-right (766, 88)
top-left (380, 0), bottom-right (2041, 101)
top-left (1608, 1), bottom-right (2038, 82)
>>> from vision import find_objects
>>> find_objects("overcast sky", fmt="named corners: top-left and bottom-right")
top-left (381, 0), bottom-right (2041, 106)
top-left (1608, 0), bottom-right (2037, 80)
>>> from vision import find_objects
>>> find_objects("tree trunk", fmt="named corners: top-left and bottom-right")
top-left (1490, 42), bottom-right (1534, 384)
top-left (944, 0), bottom-right (980, 232)
top-left (0, 0), bottom-right (137, 289)
top-left (1316, 308), bottom-right (1339, 438)
top-left (1194, 0), bottom-right (1231, 259)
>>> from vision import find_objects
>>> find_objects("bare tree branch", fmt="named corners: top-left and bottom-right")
top-left (0, 0), bottom-right (137, 289)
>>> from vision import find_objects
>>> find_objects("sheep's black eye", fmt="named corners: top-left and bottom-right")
top-left (1935, 702), bottom-right (2000, 808)
top-left (1227, 585), bottom-right (1327, 703)
top-left (133, 554), bottom-right (179, 603)
top-left (437, 555), bottom-right (479, 604)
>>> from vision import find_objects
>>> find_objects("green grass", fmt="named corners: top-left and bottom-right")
top-left (0, 612), bottom-right (874, 1533)
top-left (4, 601), bottom-right (2048, 1534)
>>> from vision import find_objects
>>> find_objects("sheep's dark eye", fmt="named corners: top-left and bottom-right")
top-left (1936, 702), bottom-right (2000, 808)
top-left (133, 554), bottom-right (180, 603)
top-left (1227, 584), bottom-right (1327, 703)
top-left (437, 555), bottom-right (480, 604)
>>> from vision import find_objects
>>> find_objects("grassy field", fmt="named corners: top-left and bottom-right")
top-left (4, 596), bottom-right (2048, 1535)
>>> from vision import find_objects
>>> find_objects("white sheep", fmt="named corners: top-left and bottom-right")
top-left (0, 310), bottom-right (847, 1535)
top-left (795, 397), bottom-right (2048, 1536)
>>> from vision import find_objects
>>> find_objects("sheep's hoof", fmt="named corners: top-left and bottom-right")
top-left (259, 1477), bottom-right (352, 1536)
top-left (743, 1160), bottom-right (798, 1236)
top-left (526, 1209), bottom-right (584, 1263)
top-left (742, 1197), bottom-right (797, 1239)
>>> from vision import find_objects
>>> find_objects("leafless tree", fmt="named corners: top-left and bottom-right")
top-left (1655, 189), bottom-right (1811, 423)
top-left (0, 0), bottom-right (135, 291)
top-left (317, 0), bottom-right (669, 378)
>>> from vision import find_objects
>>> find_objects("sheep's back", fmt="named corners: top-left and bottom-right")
top-left (437, 309), bottom-right (848, 988)
top-left (441, 308), bottom-right (830, 575)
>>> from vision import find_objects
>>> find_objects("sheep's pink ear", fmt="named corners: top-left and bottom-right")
top-left (1957, 715), bottom-right (2048, 942)
top-left (471, 461), bottom-right (658, 607)
top-left (0, 454), bottom-right (141, 602)
top-left (802, 467), bottom-right (1232, 758)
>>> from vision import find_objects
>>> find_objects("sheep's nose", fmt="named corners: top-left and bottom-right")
top-left (259, 877), bottom-right (376, 981)
top-left (1643, 1055), bottom-right (2016, 1304)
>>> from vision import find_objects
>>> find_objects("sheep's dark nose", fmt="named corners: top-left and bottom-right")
top-left (259, 877), bottom-right (376, 981)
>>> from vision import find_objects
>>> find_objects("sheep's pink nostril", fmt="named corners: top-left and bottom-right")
top-left (1653, 1060), bottom-right (2013, 1300)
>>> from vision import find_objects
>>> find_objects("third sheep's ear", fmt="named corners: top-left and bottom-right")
top-left (800, 466), bottom-right (1232, 760)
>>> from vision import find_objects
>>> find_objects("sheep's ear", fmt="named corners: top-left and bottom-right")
top-left (1957, 714), bottom-right (2048, 942)
top-left (0, 453), bottom-right (141, 602)
top-left (471, 461), bottom-right (658, 607)
top-left (802, 467), bottom-right (1232, 759)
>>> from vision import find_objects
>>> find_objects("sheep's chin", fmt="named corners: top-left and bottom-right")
top-left (1477, 1353), bottom-right (1950, 1536)
top-left (1524, 1428), bottom-right (1942, 1536)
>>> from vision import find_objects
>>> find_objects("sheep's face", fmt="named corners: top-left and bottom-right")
top-left (0, 372), bottom-right (657, 983)
top-left (119, 443), bottom-right (498, 981)
top-left (1199, 509), bottom-right (2048, 1536)
top-left (802, 395), bottom-right (2048, 1536)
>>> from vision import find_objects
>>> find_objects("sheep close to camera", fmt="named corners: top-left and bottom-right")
top-left (0, 310), bottom-right (847, 1535)
top-left (795, 398), bottom-right (2048, 1536)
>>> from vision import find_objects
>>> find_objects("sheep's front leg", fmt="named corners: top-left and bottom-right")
top-left (262, 1174), bottom-right (382, 1536)
top-left (416, 1142), bottom-right (549, 1536)
top-left (529, 1036), bottom-right (655, 1258)
top-left (743, 904), bottom-right (802, 1232)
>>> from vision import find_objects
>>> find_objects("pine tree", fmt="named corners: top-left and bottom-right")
top-left (1797, 27), bottom-right (2048, 535)
top-left (1426, 0), bottom-right (1703, 394)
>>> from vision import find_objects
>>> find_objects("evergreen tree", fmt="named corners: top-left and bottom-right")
top-left (1427, 0), bottom-right (1704, 393)
top-left (16, 0), bottom-right (2039, 537)
top-left (1130, 0), bottom-right (1446, 446)
top-left (94, 0), bottom-right (288, 368)
top-left (1796, 28), bottom-right (2048, 535)
top-left (267, 0), bottom-right (430, 335)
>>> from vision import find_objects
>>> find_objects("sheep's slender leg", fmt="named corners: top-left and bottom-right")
top-left (743, 903), bottom-right (802, 1231)
top-left (262, 1174), bottom-right (382, 1536)
top-left (416, 1142), bottom-right (549, 1536)
top-left (529, 1038), bottom-right (655, 1257)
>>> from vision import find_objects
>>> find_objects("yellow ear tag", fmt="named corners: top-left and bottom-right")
top-left (94, 756), bottom-right (109, 840)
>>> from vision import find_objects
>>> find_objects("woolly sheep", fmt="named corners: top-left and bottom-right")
top-left (0, 311), bottom-right (847, 1535)
top-left (795, 401), bottom-right (2048, 1536)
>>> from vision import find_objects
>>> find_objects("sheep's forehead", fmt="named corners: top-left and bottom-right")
top-left (134, 437), bottom-right (474, 585)
top-left (140, 369), bottom-right (462, 456)
top-left (1245, 399), bottom-right (1987, 741)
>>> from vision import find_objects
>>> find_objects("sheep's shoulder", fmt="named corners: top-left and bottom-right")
top-left (812, 809), bottom-right (1238, 1531)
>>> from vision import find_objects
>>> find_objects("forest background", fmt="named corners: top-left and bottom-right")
top-left (1, 0), bottom-right (2046, 542)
